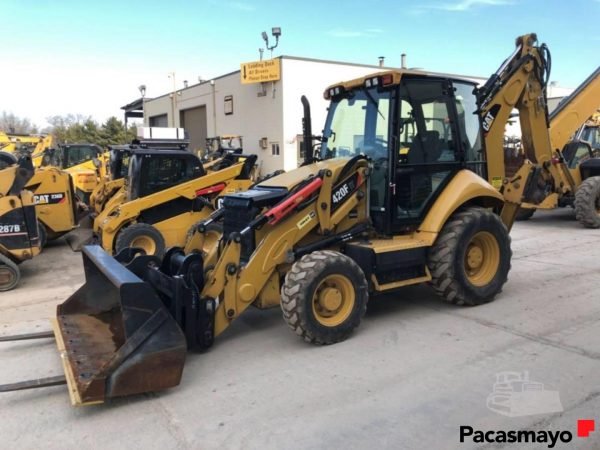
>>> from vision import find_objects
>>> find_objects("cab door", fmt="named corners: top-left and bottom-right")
top-left (390, 78), bottom-right (463, 231)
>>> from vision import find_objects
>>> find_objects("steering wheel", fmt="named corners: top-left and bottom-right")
top-left (362, 138), bottom-right (388, 160)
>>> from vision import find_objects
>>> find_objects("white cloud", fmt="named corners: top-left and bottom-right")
top-left (419, 0), bottom-right (513, 12)
top-left (365, 28), bottom-right (384, 34)
top-left (228, 1), bottom-right (255, 11)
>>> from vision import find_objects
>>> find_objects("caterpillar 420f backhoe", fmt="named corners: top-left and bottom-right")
top-left (0, 34), bottom-right (583, 405)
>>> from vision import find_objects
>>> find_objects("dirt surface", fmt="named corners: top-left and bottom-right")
top-left (2, 210), bottom-right (600, 449)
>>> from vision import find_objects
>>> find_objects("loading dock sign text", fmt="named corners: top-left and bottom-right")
top-left (240, 59), bottom-right (280, 84)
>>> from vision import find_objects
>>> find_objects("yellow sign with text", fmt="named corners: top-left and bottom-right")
top-left (240, 59), bottom-right (281, 84)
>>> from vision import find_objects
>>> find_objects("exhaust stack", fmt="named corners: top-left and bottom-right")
top-left (301, 95), bottom-right (313, 166)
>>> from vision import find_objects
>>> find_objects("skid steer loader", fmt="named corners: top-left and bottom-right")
top-left (93, 149), bottom-right (257, 257)
top-left (0, 34), bottom-right (576, 404)
top-left (0, 152), bottom-right (41, 291)
top-left (90, 138), bottom-right (191, 217)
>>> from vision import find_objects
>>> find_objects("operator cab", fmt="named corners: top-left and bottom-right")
top-left (109, 138), bottom-right (191, 182)
top-left (41, 143), bottom-right (104, 170)
top-left (127, 150), bottom-right (205, 201)
top-left (321, 71), bottom-right (485, 234)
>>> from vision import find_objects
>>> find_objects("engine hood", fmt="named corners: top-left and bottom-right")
top-left (257, 158), bottom-right (353, 190)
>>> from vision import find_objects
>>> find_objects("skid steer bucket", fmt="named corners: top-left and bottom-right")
top-left (54, 245), bottom-right (187, 405)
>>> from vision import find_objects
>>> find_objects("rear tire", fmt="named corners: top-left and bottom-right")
top-left (515, 207), bottom-right (535, 221)
top-left (115, 223), bottom-right (166, 257)
top-left (575, 177), bottom-right (600, 228)
top-left (428, 207), bottom-right (511, 306)
top-left (281, 250), bottom-right (368, 345)
top-left (0, 254), bottom-right (20, 291)
top-left (37, 221), bottom-right (48, 249)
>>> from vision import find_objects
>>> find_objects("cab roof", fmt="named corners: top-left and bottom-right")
top-left (324, 69), bottom-right (478, 98)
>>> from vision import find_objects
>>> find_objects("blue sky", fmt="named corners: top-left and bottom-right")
top-left (1, 0), bottom-right (598, 127)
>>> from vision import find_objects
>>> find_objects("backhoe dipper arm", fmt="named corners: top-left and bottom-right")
top-left (478, 33), bottom-right (558, 184)
top-left (477, 34), bottom-right (571, 228)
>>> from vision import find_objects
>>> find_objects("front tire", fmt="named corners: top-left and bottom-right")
top-left (0, 254), bottom-right (20, 291)
top-left (185, 221), bottom-right (223, 254)
top-left (281, 250), bottom-right (368, 345)
top-left (115, 223), bottom-right (166, 257)
top-left (575, 176), bottom-right (600, 228)
top-left (428, 207), bottom-right (511, 306)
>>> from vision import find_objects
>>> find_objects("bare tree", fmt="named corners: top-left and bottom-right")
top-left (0, 111), bottom-right (39, 134)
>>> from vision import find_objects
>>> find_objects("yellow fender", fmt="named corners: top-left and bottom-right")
top-left (419, 169), bottom-right (504, 234)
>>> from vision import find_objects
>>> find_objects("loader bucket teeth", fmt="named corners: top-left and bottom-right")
top-left (55, 245), bottom-right (186, 405)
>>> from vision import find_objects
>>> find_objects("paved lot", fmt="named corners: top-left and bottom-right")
top-left (2, 209), bottom-right (600, 450)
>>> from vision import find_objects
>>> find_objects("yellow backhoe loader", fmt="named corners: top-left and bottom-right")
top-left (0, 152), bottom-right (41, 291)
top-left (0, 34), bottom-right (586, 405)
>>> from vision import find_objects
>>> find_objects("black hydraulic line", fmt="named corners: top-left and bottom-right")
top-left (293, 222), bottom-right (369, 259)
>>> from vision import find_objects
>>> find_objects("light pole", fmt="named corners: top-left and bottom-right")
top-left (168, 72), bottom-right (176, 127)
top-left (138, 84), bottom-right (146, 126)
top-left (261, 27), bottom-right (282, 59)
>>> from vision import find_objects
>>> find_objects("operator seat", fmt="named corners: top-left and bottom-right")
top-left (396, 130), bottom-right (443, 213)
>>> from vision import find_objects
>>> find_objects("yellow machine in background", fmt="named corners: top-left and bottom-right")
top-left (0, 152), bottom-right (41, 291)
top-left (94, 149), bottom-right (257, 257)
top-left (24, 167), bottom-right (83, 247)
top-left (0, 133), bottom-right (54, 166)
top-left (40, 143), bottom-right (108, 204)
top-left (515, 67), bottom-right (600, 223)
top-left (576, 110), bottom-right (600, 152)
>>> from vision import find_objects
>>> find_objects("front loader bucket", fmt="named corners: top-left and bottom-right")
top-left (55, 245), bottom-right (186, 405)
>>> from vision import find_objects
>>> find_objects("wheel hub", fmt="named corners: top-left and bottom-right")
top-left (466, 245), bottom-right (484, 270)
top-left (463, 231), bottom-right (501, 287)
top-left (319, 287), bottom-right (343, 311)
top-left (312, 274), bottom-right (356, 327)
top-left (0, 267), bottom-right (15, 286)
top-left (131, 236), bottom-right (156, 254)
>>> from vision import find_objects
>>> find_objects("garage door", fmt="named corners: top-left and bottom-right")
top-left (149, 114), bottom-right (168, 127)
top-left (180, 106), bottom-right (207, 152)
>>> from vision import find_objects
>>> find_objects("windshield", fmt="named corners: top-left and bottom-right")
top-left (580, 126), bottom-right (600, 150)
top-left (109, 150), bottom-right (130, 180)
top-left (320, 87), bottom-right (391, 160)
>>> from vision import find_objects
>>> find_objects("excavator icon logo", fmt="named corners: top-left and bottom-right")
top-left (486, 371), bottom-right (563, 417)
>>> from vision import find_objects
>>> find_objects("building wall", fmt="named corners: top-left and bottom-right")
top-left (280, 58), bottom-right (392, 171)
top-left (143, 72), bottom-right (285, 175)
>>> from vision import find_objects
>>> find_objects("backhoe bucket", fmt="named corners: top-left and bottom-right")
top-left (54, 245), bottom-right (186, 405)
